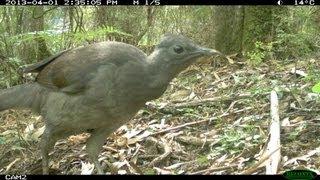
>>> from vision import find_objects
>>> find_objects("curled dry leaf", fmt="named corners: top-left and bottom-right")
top-left (80, 161), bottom-right (94, 175)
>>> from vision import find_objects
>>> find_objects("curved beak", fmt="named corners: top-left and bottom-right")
top-left (198, 47), bottom-right (223, 57)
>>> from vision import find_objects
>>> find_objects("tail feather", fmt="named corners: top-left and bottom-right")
top-left (0, 83), bottom-right (47, 113)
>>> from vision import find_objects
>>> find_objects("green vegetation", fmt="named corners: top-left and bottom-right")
top-left (0, 6), bottom-right (319, 174)
top-left (1, 7), bottom-right (319, 88)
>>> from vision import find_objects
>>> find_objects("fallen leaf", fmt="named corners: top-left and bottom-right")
top-left (80, 161), bottom-right (94, 175)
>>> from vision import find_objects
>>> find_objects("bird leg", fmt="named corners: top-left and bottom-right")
top-left (40, 129), bottom-right (57, 175)
top-left (86, 130), bottom-right (109, 174)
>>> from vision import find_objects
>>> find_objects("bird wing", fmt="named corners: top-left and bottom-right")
top-left (21, 49), bottom-right (71, 73)
top-left (32, 42), bottom-right (147, 94)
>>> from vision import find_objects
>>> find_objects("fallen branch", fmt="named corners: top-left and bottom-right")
top-left (265, 90), bottom-right (281, 174)
top-left (175, 136), bottom-right (219, 147)
top-left (241, 147), bottom-right (281, 174)
top-left (5, 158), bottom-right (21, 173)
top-left (283, 146), bottom-right (320, 167)
top-left (290, 106), bottom-right (320, 113)
top-left (150, 118), bottom-right (213, 136)
top-left (167, 93), bottom-right (252, 109)
top-left (146, 92), bottom-right (269, 114)
top-left (149, 107), bottom-right (253, 136)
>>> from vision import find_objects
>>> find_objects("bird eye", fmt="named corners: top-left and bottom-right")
top-left (173, 45), bottom-right (184, 54)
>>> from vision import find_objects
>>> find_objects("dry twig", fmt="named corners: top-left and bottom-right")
top-left (146, 137), bottom-right (173, 168)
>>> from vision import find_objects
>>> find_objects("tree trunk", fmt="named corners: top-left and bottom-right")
top-left (32, 7), bottom-right (51, 60)
top-left (242, 6), bottom-right (273, 52)
top-left (214, 6), bottom-right (244, 55)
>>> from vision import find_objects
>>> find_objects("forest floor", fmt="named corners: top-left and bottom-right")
top-left (0, 56), bottom-right (319, 175)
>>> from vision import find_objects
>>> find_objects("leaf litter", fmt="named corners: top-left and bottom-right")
top-left (0, 56), bottom-right (319, 174)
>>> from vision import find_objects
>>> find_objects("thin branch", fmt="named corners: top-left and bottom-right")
top-left (149, 107), bottom-right (253, 137)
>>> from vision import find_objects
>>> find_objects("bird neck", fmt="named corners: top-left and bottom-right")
top-left (145, 52), bottom-right (175, 100)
